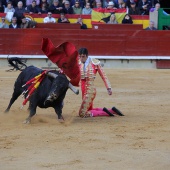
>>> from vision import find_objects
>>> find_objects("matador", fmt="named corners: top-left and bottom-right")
top-left (78, 48), bottom-right (124, 118)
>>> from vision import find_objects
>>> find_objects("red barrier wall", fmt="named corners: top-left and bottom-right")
top-left (156, 60), bottom-right (170, 69)
top-left (0, 26), bottom-right (170, 56)
top-left (92, 23), bottom-right (143, 30)
top-left (36, 23), bottom-right (81, 29)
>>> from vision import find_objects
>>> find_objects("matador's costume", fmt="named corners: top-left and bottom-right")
top-left (79, 57), bottom-right (117, 118)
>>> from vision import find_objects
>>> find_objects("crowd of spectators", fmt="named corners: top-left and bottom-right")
top-left (0, 0), bottom-right (164, 16)
top-left (0, 0), bottom-right (169, 29)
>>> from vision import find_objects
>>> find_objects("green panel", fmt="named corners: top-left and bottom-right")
top-left (158, 8), bottom-right (170, 30)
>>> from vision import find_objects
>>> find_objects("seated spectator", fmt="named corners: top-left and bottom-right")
top-left (117, 0), bottom-right (126, 8)
top-left (49, 0), bottom-right (63, 14)
top-left (4, 1), bottom-right (15, 13)
top-left (61, 0), bottom-right (66, 6)
top-left (63, 1), bottom-right (73, 14)
top-left (57, 13), bottom-right (70, 23)
top-left (43, 12), bottom-right (56, 23)
top-left (26, 0), bottom-right (41, 14)
top-left (0, 17), bottom-right (9, 28)
top-left (40, 2), bottom-right (49, 13)
top-left (138, 0), bottom-right (152, 15)
top-left (39, 0), bottom-right (49, 8)
top-left (72, 0), bottom-right (82, 14)
top-left (107, 1), bottom-right (117, 10)
top-left (107, 13), bottom-right (118, 24)
top-left (149, 3), bottom-right (162, 29)
top-left (10, 0), bottom-right (26, 8)
top-left (126, 0), bottom-right (136, 8)
top-left (153, 2), bottom-right (160, 11)
top-left (128, 2), bottom-right (141, 15)
top-left (121, 2), bottom-right (126, 8)
top-left (20, 16), bottom-right (37, 28)
top-left (70, 0), bottom-right (85, 8)
top-left (76, 17), bottom-right (87, 29)
top-left (84, 0), bottom-right (94, 8)
top-left (4, 1), bottom-right (15, 22)
top-left (122, 13), bottom-right (133, 24)
top-left (4, 1), bottom-right (16, 22)
top-left (82, 2), bottom-right (92, 14)
top-left (14, 1), bottom-right (26, 25)
top-left (145, 21), bottom-right (157, 30)
top-left (100, 0), bottom-right (108, 8)
top-left (9, 17), bottom-right (20, 28)
top-left (26, 0), bottom-right (40, 6)
top-left (95, 1), bottom-right (103, 9)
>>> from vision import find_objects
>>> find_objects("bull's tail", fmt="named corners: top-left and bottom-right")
top-left (6, 57), bottom-right (27, 72)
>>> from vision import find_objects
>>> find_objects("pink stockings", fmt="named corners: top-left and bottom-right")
top-left (90, 108), bottom-right (114, 117)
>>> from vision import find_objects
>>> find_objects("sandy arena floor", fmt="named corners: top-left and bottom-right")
top-left (0, 67), bottom-right (170, 170)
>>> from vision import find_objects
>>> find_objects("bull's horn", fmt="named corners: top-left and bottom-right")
top-left (68, 83), bottom-right (79, 95)
top-left (46, 72), bottom-right (58, 78)
top-left (47, 72), bottom-right (79, 95)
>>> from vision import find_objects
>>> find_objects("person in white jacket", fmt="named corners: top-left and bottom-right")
top-left (43, 12), bottom-right (56, 23)
top-left (4, 2), bottom-right (15, 13)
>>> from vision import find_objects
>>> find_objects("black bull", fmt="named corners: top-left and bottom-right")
top-left (5, 66), bottom-right (79, 123)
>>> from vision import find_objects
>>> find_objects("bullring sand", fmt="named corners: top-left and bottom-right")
top-left (0, 68), bottom-right (170, 170)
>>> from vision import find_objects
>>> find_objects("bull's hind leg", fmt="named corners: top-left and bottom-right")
top-left (5, 89), bottom-right (22, 113)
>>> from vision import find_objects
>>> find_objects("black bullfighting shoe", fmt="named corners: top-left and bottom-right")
top-left (103, 107), bottom-right (114, 116)
top-left (112, 107), bottom-right (124, 116)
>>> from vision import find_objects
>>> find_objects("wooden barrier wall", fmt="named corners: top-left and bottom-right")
top-left (36, 23), bottom-right (81, 29)
top-left (0, 24), bottom-right (170, 56)
top-left (156, 60), bottom-right (170, 69)
top-left (91, 23), bottom-right (143, 30)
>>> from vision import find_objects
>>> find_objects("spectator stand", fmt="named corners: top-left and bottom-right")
top-left (1, 12), bottom-right (170, 69)
top-left (0, 13), bottom-right (149, 28)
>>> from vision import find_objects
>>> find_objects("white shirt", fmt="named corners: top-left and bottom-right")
top-left (84, 57), bottom-right (91, 71)
top-left (43, 17), bottom-right (56, 23)
top-left (12, 23), bottom-right (17, 28)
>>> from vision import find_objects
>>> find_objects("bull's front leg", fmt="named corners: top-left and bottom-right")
top-left (54, 102), bottom-right (64, 122)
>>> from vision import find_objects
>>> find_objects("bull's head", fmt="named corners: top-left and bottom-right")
top-left (44, 72), bottom-right (79, 105)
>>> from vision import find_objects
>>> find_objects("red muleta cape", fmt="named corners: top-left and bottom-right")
top-left (41, 38), bottom-right (80, 87)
